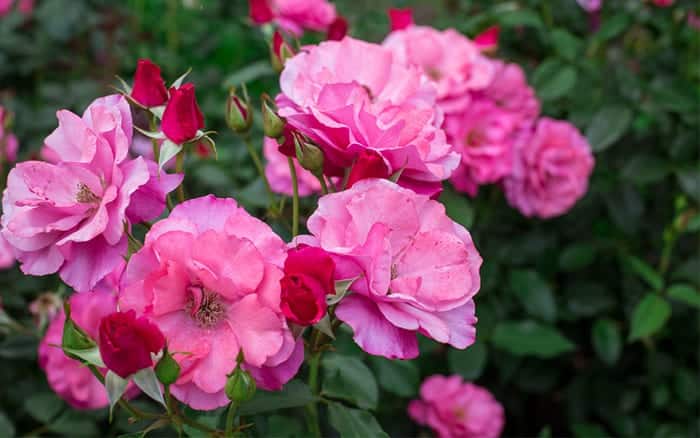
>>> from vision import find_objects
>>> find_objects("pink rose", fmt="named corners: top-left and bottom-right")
top-left (298, 179), bottom-right (481, 359)
top-left (408, 375), bottom-right (505, 438)
top-left (119, 195), bottom-right (302, 410)
top-left (131, 59), bottom-right (169, 107)
top-left (161, 83), bottom-right (204, 144)
top-left (0, 105), bottom-right (19, 163)
top-left (0, 0), bottom-right (13, 16)
top-left (263, 137), bottom-right (323, 196)
top-left (0, 233), bottom-right (14, 269)
top-left (503, 118), bottom-right (595, 219)
top-left (576, 0), bottom-right (602, 13)
top-left (38, 290), bottom-right (138, 409)
top-left (277, 37), bottom-right (459, 196)
top-left (249, 0), bottom-right (337, 36)
top-left (383, 26), bottom-right (495, 114)
top-left (476, 61), bottom-right (540, 128)
top-left (99, 310), bottom-right (165, 378)
top-left (1, 95), bottom-right (181, 292)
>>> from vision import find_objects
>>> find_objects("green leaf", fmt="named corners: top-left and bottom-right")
top-left (572, 422), bottom-right (608, 438)
top-left (533, 62), bottom-right (577, 101)
top-left (239, 380), bottom-right (315, 416)
top-left (551, 28), bottom-right (582, 60)
top-left (491, 321), bottom-right (575, 358)
top-left (497, 10), bottom-right (544, 30)
top-left (158, 140), bottom-right (183, 172)
top-left (628, 293), bottom-right (671, 341)
top-left (322, 353), bottom-right (378, 410)
top-left (509, 270), bottom-right (557, 322)
top-left (591, 318), bottom-right (622, 365)
top-left (676, 168), bottom-right (700, 203)
top-left (106, 371), bottom-right (129, 418)
top-left (327, 402), bottom-right (388, 438)
top-left (369, 357), bottom-right (419, 397)
top-left (313, 314), bottom-right (335, 339)
top-left (448, 340), bottom-right (488, 380)
top-left (23, 392), bottom-right (64, 424)
top-left (132, 368), bottom-right (166, 407)
top-left (559, 243), bottom-right (596, 272)
top-left (61, 345), bottom-right (105, 367)
top-left (621, 255), bottom-right (664, 291)
top-left (223, 60), bottom-right (275, 88)
top-left (620, 154), bottom-right (669, 185)
top-left (594, 14), bottom-right (630, 42)
top-left (0, 412), bottom-right (15, 438)
top-left (440, 186), bottom-right (475, 229)
top-left (586, 106), bottom-right (633, 152)
top-left (328, 276), bottom-right (360, 306)
top-left (667, 283), bottom-right (700, 309)
top-left (48, 410), bottom-right (99, 437)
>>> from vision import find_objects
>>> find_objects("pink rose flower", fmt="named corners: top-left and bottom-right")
top-left (119, 195), bottom-right (303, 410)
top-left (277, 37), bottom-right (459, 196)
top-left (298, 179), bottom-right (481, 359)
top-left (38, 289), bottom-right (138, 409)
top-left (0, 233), bottom-right (14, 269)
top-left (1, 95), bottom-right (181, 292)
top-left (503, 118), bottom-right (595, 219)
top-left (576, 0), bottom-right (602, 13)
top-left (0, 0), bottom-right (13, 16)
top-left (249, 0), bottom-right (337, 36)
top-left (408, 375), bottom-right (505, 438)
top-left (0, 105), bottom-right (19, 163)
top-left (264, 137), bottom-right (323, 196)
top-left (383, 26), bottom-right (495, 114)
top-left (476, 61), bottom-right (540, 129)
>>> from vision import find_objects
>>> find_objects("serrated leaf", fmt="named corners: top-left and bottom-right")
top-left (628, 293), bottom-right (671, 341)
top-left (621, 255), bottom-right (664, 291)
top-left (105, 371), bottom-right (129, 417)
top-left (491, 321), bottom-right (575, 358)
top-left (23, 393), bottom-right (63, 424)
top-left (533, 62), bottom-right (577, 101)
top-left (239, 380), bottom-right (315, 415)
top-left (586, 106), bottom-right (633, 152)
top-left (328, 402), bottom-right (388, 438)
top-left (322, 353), bottom-right (378, 410)
top-left (667, 284), bottom-right (700, 309)
top-left (369, 357), bottom-right (419, 397)
top-left (509, 270), bottom-right (557, 322)
top-left (132, 368), bottom-right (165, 407)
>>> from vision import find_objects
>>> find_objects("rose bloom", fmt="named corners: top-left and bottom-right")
top-left (119, 195), bottom-right (303, 409)
top-left (38, 289), bottom-right (138, 409)
top-left (297, 179), bottom-right (481, 359)
top-left (408, 375), bottom-right (505, 438)
top-left (248, 0), bottom-right (337, 36)
top-left (0, 105), bottom-right (19, 164)
top-left (503, 118), bottom-right (595, 219)
top-left (99, 310), bottom-right (165, 378)
top-left (2, 95), bottom-right (181, 292)
top-left (0, 233), bottom-right (14, 269)
top-left (383, 26), bottom-right (495, 114)
top-left (280, 245), bottom-right (335, 326)
top-left (264, 137), bottom-right (323, 196)
top-left (277, 37), bottom-right (459, 197)
top-left (477, 61), bottom-right (540, 129)
top-left (576, 0), bottom-right (602, 13)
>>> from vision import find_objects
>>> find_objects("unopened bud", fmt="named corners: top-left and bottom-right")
top-left (270, 31), bottom-right (295, 73)
top-left (226, 87), bottom-right (253, 133)
top-left (225, 367), bottom-right (257, 403)
top-left (262, 99), bottom-right (285, 139)
top-left (294, 134), bottom-right (324, 176)
top-left (155, 347), bottom-right (181, 385)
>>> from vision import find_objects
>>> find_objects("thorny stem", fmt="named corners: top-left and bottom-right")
top-left (288, 157), bottom-right (300, 237)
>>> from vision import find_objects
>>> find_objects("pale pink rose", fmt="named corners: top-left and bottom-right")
top-left (0, 233), bottom-right (14, 268)
top-left (444, 99), bottom-right (519, 197)
top-left (0, 105), bottom-right (19, 163)
top-left (383, 26), bottom-right (495, 114)
top-left (277, 37), bottom-right (459, 196)
top-left (477, 61), bottom-right (540, 129)
top-left (408, 375), bottom-right (505, 438)
top-left (2, 95), bottom-right (182, 292)
top-left (264, 137), bottom-right (322, 196)
top-left (38, 289), bottom-right (139, 409)
top-left (503, 118), bottom-right (595, 219)
top-left (297, 179), bottom-right (481, 359)
top-left (273, 0), bottom-right (337, 36)
top-left (576, 0), bottom-right (602, 12)
top-left (119, 195), bottom-right (302, 410)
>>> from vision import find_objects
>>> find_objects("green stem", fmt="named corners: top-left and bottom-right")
top-left (304, 352), bottom-right (322, 438)
top-left (243, 135), bottom-right (274, 200)
top-left (175, 152), bottom-right (186, 203)
top-left (224, 401), bottom-right (239, 437)
top-left (149, 113), bottom-right (160, 163)
top-left (288, 157), bottom-right (300, 237)
top-left (317, 173), bottom-right (329, 195)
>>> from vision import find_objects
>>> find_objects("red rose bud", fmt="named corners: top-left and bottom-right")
top-left (226, 88), bottom-right (253, 133)
top-left (262, 98), bottom-right (285, 139)
top-left (280, 246), bottom-right (336, 326)
top-left (652, 0), bottom-right (673, 6)
top-left (270, 31), bottom-right (295, 73)
top-left (131, 59), bottom-right (169, 107)
top-left (388, 8), bottom-right (414, 31)
top-left (248, 0), bottom-right (274, 24)
top-left (327, 16), bottom-right (348, 41)
top-left (161, 83), bottom-right (204, 144)
top-left (98, 310), bottom-right (165, 378)
top-left (474, 26), bottom-right (500, 53)
top-left (347, 149), bottom-right (390, 188)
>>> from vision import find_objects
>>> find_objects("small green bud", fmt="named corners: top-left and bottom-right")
top-left (226, 87), bottom-right (253, 134)
top-left (294, 134), bottom-right (324, 176)
top-left (155, 348), bottom-right (181, 385)
top-left (262, 99), bottom-right (285, 139)
top-left (225, 367), bottom-right (257, 403)
top-left (270, 31), bottom-right (295, 73)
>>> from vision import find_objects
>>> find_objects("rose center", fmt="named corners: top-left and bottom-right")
top-left (76, 183), bottom-right (101, 204)
top-left (185, 286), bottom-right (226, 328)
top-left (464, 129), bottom-right (485, 148)
top-left (426, 67), bottom-right (442, 81)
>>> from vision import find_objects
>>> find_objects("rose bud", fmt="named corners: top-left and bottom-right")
top-left (474, 26), bottom-right (500, 53)
top-left (270, 31), bottom-right (295, 73)
top-left (327, 16), bottom-right (349, 41)
top-left (248, 0), bottom-right (273, 25)
top-left (293, 134), bottom-right (324, 177)
top-left (388, 7), bottom-right (414, 31)
top-left (347, 149), bottom-right (390, 188)
top-left (98, 310), bottom-right (165, 378)
top-left (262, 98), bottom-right (285, 139)
top-left (225, 367), bottom-right (257, 403)
top-left (226, 87), bottom-right (253, 133)
top-left (280, 246), bottom-right (336, 326)
top-left (131, 59), bottom-right (169, 107)
top-left (155, 347), bottom-right (181, 385)
top-left (161, 83), bottom-right (205, 144)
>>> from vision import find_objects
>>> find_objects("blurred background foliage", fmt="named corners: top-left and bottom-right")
top-left (1, 0), bottom-right (699, 437)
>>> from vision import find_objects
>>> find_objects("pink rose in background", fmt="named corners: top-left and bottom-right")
top-left (409, 375), bottom-right (505, 438)
top-left (38, 289), bottom-right (138, 409)
top-left (388, 7), bottom-right (414, 31)
top-left (298, 179), bottom-right (481, 359)
top-left (119, 195), bottom-right (302, 410)
top-left (474, 26), bottom-right (500, 53)
top-left (18, 0), bottom-right (32, 15)
top-left (653, 0), bottom-right (673, 7)
top-left (576, 0), bottom-right (602, 13)
top-left (1, 95), bottom-right (181, 292)
top-left (0, 233), bottom-right (14, 269)
top-left (264, 137), bottom-right (323, 196)
top-left (477, 61), bottom-right (540, 129)
top-left (383, 26), bottom-right (494, 114)
top-left (503, 118), bottom-right (595, 219)
top-left (277, 37), bottom-right (459, 196)
top-left (0, 105), bottom-right (19, 163)
top-left (0, 0), bottom-right (13, 16)
top-left (689, 11), bottom-right (700, 30)
top-left (249, 0), bottom-right (337, 36)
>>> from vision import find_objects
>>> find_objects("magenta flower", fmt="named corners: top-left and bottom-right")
top-left (383, 26), bottom-right (495, 114)
top-left (409, 375), bottom-right (505, 438)
top-left (0, 105), bottom-right (19, 164)
top-left (503, 118), bottom-right (595, 219)
top-left (248, 0), bottom-right (337, 37)
top-left (119, 195), bottom-right (302, 410)
top-left (1, 95), bottom-right (181, 292)
top-left (0, 234), bottom-right (14, 269)
top-left (277, 37), bottom-right (459, 196)
top-left (297, 179), bottom-right (481, 359)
